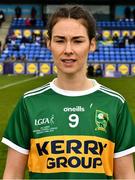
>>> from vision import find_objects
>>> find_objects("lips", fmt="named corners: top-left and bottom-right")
top-left (61, 59), bottom-right (77, 63)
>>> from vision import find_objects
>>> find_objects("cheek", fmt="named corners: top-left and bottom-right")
top-left (51, 50), bottom-right (62, 64)
top-left (77, 48), bottom-right (89, 59)
top-left (51, 46), bottom-right (64, 58)
top-left (51, 47), bottom-right (59, 57)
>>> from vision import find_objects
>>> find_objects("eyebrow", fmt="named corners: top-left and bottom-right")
top-left (53, 36), bottom-right (86, 39)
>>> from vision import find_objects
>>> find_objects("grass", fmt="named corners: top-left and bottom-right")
top-left (0, 75), bottom-right (135, 178)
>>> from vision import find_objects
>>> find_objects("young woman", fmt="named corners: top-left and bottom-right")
top-left (2, 6), bottom-right (135, 179)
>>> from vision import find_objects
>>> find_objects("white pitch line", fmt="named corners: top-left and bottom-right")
top-left (0, 76), bottom-right (39, 90)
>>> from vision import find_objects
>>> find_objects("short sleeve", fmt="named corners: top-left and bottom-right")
top-left (114, 101), bottom-right (135, 158)
top-left (1, 96), bottom-right (31, 154)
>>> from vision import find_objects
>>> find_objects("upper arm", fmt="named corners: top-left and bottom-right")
top-left (114, 101), bottom-right (135, 179)
top-left (3, 147), bottom-right (28, 179)
top-left (114, 154), bottom-right (135, 179)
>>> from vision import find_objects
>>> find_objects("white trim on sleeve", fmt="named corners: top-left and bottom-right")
top-left (114, 146), bottom-right (135, 158)
top-left (1, 137), bottom-right (29, 155)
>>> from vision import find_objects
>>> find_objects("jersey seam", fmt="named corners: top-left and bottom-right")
top-left (24, 86), bottom-right (51, 98)
top-left (99, 88), bottom-right (125, 103)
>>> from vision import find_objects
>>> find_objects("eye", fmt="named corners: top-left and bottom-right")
top-left (55, 40), bottom-right (64, 43)
top-left (74, 40), bottom-right (83, 43)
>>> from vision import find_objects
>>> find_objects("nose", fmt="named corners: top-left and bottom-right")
top-left (64, 42), bottom-right (73, 55)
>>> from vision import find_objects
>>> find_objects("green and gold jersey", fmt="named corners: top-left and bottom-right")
top-left (2, 79), bottom-right (135, 179)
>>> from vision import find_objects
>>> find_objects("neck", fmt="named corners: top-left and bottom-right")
top-left (55, 73), bottom-right (93, 91)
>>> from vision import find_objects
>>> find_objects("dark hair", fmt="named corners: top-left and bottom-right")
top-left (47, 5), bottom-right (96, 40)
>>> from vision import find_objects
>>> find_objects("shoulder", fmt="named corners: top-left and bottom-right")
top-left (23, 82), bottom-right (51, 99)
top-left (98, 84), bottom-right (125, 104)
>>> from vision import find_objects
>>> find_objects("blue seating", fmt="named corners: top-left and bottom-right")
top-left (0, 57), bottom-right (5, 61)
top-left (1, 18), bottom-right (135, 63)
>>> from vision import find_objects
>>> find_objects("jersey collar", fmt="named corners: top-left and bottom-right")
top-left (50, 78), bottom-right (101, 97)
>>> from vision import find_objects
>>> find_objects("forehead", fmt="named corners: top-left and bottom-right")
top-left (52, 18), bottom-right (88, 37)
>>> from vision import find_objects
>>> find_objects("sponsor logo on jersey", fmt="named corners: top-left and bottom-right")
top-left (28, 136), bottom-right (114, 176)
top-left (35, 115), bottom-right (54, 126)
top-left (33, 115), bottom-right (58, 134)
top-left (95, 110), bottom-right (109, 132)
top-left (63, 106), bottom-right (85, 112)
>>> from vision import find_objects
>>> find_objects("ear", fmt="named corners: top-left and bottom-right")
top-left (46, 38), bottom-right (51, 50)
top-left (89, 38), bottom-right (96, 52)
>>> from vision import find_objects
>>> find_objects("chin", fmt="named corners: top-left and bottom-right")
top-left (64, 71), bottom-right (76, 75)
top-left (58, 67), bottom-right (75, 74)
top-left (58, 70), bottom-right (76, 75)
top-left (58, 66), bottom-right (83, 75)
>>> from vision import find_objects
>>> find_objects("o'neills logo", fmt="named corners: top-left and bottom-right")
top-left (63, 106), bottom-right (85, 112)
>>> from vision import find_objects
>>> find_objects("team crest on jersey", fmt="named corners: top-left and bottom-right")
top-left (95, 110), bottom-right (109, 132)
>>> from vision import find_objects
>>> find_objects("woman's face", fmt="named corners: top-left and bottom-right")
top-left (47, 18), bottom-right (96, 76)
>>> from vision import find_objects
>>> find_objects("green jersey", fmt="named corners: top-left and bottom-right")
top-left (2, 79), bottom-right (135, 179)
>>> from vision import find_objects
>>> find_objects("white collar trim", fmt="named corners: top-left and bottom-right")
top-left (50, 78), bottom-right (101, 97)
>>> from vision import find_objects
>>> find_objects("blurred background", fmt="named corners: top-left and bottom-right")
top-left (0, 0), bottom-right (135, 178)
top-left (0, 0), bottom-right (135, 76)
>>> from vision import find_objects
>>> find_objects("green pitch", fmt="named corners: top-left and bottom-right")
top-left (0, 74), bottom-right (135, 178)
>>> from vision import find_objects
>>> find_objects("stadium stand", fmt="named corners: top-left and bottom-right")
top-left (0, 2), bottom-right (135, 76)
top-left (11, 18), bottom-right (44, 28)
top-left (0, 18), bottom-right (135, 64)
